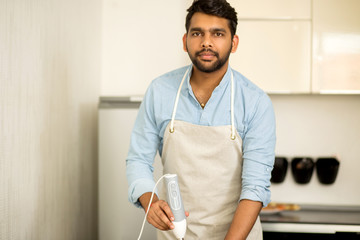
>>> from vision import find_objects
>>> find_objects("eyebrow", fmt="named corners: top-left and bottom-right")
top-left (189, 27), bottom-right (227, 33)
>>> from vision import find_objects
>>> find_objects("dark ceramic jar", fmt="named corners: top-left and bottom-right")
top-left (316, 157), bottom-right (340, 184)
top-left (291, 157), bottom-right (315, 184)
top-left (271, 157), bottom-right (288, 183)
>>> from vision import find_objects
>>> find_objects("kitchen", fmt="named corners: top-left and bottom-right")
top-left (1, 0), bottom-right (360, 239)
top-left (100, 0), bottom-right (360, 239)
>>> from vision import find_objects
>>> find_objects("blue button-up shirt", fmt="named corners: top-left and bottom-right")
top-left (126, 64), bottom-right (276, 208)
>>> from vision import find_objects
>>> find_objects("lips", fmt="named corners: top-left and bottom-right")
top-left (199, 53), bottom-right (215, 60)
top-left (196, 49), bottom-right (218, 61)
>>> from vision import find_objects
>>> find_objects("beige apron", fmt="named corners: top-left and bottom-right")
top-left (158, 68), bottom-right (262, 240)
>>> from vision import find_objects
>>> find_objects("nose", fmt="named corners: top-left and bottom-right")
top-left (201, 34), bottom-right (213, 48)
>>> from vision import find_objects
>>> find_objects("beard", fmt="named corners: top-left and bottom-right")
top-left (186, 45), bottom-right (232, 73)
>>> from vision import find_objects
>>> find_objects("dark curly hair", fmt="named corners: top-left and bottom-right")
top-left (185, 0), bottom-right (238, 37)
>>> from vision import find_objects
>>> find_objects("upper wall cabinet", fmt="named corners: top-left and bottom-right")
top-left (232, 21), bottom-right (311, 93)
top-left (229, 0), bottom-right (311, 93)
top-left (230, 0), bottom-right (311, 19)
top-left (312, 0), bottom-right (360, 94)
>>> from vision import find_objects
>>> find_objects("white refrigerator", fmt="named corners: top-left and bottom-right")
top-left (98, 96), bottom-right (163, 240)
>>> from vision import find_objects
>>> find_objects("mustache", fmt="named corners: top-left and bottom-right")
top-left (195, 48), bottom-right (219, 57)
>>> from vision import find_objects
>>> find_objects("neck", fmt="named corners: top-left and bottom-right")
top-left (190, 61), bottom-right (229, 89)
top-left (189, 61), bottom-right (229, 108)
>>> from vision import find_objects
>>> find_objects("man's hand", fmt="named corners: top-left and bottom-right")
top-left (139, 192), bottom-right (189, 231)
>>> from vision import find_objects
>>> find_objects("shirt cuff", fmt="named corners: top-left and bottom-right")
top-left (128, 178), bottom-right (158, 208)
top-left (240, 185), bottom-right (271, 207)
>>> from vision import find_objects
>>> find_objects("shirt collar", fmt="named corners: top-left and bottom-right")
top-left (185, 64), bottom-right (232, 92)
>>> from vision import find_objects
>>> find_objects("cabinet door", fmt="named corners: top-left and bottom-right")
top-left (231, 21), bottom-right (311, 93)
top-left (229, 0), bottom-right (311, 19)
top-left (312, 0), bottom-right (360, 93)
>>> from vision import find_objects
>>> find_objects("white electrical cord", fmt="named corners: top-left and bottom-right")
top-left (137, 174), bottom-right (170, 240)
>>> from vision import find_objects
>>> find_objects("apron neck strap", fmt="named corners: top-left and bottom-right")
top-left (230, 70), bottom-right (235, 140)
top-left (169, 67), bottom-right (190, 133)
top-left (170, 66), bottom-right (236, 140)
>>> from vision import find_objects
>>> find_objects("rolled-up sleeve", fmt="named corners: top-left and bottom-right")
top-left (240, 94), bottom-right (276, 207)
top-left (126, 83), bottom-right (160, 208)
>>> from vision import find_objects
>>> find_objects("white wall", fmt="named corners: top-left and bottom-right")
top-left (270, 95), bottom-right (360, 206)
top-left (0, 0), bottom-right (101, 239)
top-left (101, 0), bottom-right (192, 96)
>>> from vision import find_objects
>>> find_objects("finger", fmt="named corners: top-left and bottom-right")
top-left (185, 211), bottom-right (189, 217)
top-left (147, 205), bottom-right (169, 230)
top-left (147, 212), bottom-right (168, 230)
top-left (147, 201), bottom-right (172, 230)
top-left (154, 201), bottom-right (174, 230)
top-left (159, 200), bottom-right (175, 222)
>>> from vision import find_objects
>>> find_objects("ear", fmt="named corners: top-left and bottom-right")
top-left (231, 35), bottom-right (239, 53)
top-left (182, 33), bottom-right (188, 52)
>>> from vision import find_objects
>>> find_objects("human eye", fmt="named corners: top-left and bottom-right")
top-left (191, 32), bottom-right (201, 37)
top-left (214, 32), bottom-right (224, 37)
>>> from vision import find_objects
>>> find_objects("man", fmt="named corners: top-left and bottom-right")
top-left (126, 0), bottom-right (276, 239)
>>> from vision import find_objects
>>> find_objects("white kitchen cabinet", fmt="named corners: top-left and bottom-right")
top-left (312, 0), bottom-right (360, 93)
top-left (227, 0), bottom-right (312, 93)
top-left (231, 21), bottom-right (311, 93)
top-left (230, 0), bottom-right (311, 19)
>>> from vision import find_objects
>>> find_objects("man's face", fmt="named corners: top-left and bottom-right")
top-left (183, 12), bottom-right (238, 73)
